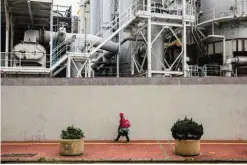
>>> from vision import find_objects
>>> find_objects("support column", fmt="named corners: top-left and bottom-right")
top-left (131, 42), bottom-right (134, 76)
top-left (147, 0), bottom-right (152, 77)
top-left (10, 14), bottom-right (14, 66)
top-left (66, 57), bottom-right (71, 78)
top-left (50, 0), bottom-right (53, 69)
top-left (222, 37), bottom-right (226, 65)
top-left (4, 0), bottom-right (9, 67)
top-left (182, 0), bottom-right (187, 77)
top-left (88, 58), bottom-right (92, 77)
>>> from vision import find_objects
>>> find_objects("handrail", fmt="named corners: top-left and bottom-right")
top-left (197, 0), bottom-right (247, 26)
top-left (86, 0), bottom-right (141, 53)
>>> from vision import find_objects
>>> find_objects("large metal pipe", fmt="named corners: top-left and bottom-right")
top-left (225, 56), bottom-right (247, 77)
top-left (91, 36), bottom-right (145, 68)
top-left (65, 33), bottom-right (118, 53)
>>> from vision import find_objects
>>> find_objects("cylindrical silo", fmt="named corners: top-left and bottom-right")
top-left (199, 0), bottom-right (247, 75)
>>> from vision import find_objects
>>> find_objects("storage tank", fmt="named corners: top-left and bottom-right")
top-left (199, 0), bottom-right (247, 60)
top-left (199, 0), bottom-right (247, 76)
top-left (200, 0), bottom-right (247, 39)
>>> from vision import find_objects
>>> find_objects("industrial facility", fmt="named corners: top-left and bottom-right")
top-left (1, 0), bottom-right (247, 78)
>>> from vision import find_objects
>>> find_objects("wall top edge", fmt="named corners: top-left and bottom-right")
top-left (1, 77), bottom-right (247, 86)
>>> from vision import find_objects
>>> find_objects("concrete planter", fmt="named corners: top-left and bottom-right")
top-left (175, 139), bottom-right (200, 156)
top-left (59, 139), bottom-right (84, 156)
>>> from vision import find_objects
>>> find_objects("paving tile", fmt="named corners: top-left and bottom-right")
top-left (1, 141), bottom-right (247, 162)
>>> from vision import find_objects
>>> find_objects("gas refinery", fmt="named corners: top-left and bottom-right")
top-left (1, 0), bottom-right (247, 78)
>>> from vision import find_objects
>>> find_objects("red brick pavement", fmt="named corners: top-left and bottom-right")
top-left (1, 141), bottom-right (247, 163)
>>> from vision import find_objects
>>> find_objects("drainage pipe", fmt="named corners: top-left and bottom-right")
top-left (225, 56), bottom-right (247, 77)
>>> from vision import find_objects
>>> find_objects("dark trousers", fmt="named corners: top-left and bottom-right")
top-left (115, 126), bottom-right (130, 142)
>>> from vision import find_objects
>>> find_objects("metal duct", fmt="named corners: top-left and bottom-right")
top-left (225, 56), bottom-right (247, 77)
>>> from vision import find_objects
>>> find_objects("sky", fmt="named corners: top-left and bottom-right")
top-left (53, 0), bottom-right (79, 15)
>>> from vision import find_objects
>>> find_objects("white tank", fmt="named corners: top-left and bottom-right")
top-left (200, 0), bottom-right (247, 39)
top-left (13, 42), bottom-right (46, 60)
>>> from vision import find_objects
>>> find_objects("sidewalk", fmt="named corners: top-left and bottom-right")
top-left (1, 140), bottom-right (247, 163)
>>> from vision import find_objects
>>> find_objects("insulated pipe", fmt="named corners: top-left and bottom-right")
top-left (225, 56), bottom-right (247, 77)
top-left (65, 33), bottom-right (118, 53)
top-left (91, 36), bottom-right (145, 68)
top-left (120, 36), bottom-right (145, 45)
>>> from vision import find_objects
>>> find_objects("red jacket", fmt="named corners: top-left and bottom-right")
top-left (120, 116), bottom-right (126, 128)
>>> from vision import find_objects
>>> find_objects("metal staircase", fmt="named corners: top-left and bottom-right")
top-left (50, 0), bottom-right (140, 76)
top-left (191, 25), bottom-right (208, 58)
top-left (87, 0), bottom-right (140, 57)
top-left (50, 39), bottom-right (68, 73)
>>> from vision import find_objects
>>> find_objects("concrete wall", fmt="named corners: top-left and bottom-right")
top-left (1, 78), bottom-right (247, 141)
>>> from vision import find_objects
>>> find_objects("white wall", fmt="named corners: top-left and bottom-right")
top-left (1, 84), bottom-right (247, 141)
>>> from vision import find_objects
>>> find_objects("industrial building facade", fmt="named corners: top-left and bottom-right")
top-left (1, 0), bottom-right (247, 77)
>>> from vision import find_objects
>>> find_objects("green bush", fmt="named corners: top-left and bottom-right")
top-left (61, 125), bottom-right (85, 139)
top-left (171, 117), bottom-right (203, 140)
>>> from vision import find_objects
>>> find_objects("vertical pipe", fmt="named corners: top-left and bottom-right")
top-left (79, 3), bottom-right (85, 34)
top-left (90, 0), bottom-right (98, 34)
top-left (4, 0), bottom-right (9, 67)
top-left (147, 0), bottom-right (152, 77)
top-left (182, 0), bottom-right (187, 77)
top-left (117, 33), bottom-right (120, 77)
top-left (50, 0), bottom-right (54, 69)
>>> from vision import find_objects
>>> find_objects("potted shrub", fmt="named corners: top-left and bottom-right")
top-left (171, 117), bottom-right (203, 156)
top-left (59, 125), bottom-right (85, 156)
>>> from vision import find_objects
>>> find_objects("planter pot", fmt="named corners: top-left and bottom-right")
top-left (175, 139), bottom-right (200, 156)
top-left (59, 139), bottom-right (84, 156)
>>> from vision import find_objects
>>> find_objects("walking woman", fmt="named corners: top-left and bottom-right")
top-left (114, 112), bottom-right (130, 143)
